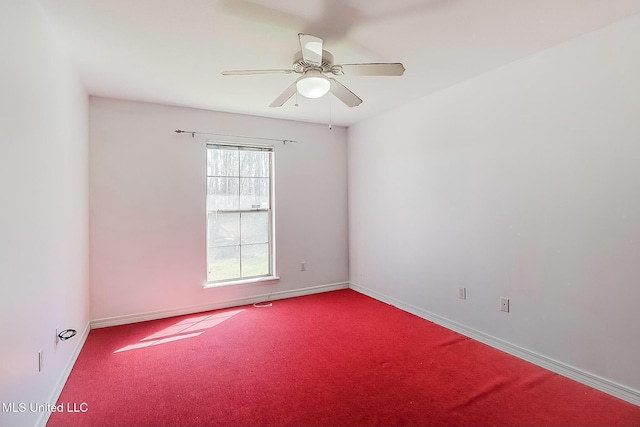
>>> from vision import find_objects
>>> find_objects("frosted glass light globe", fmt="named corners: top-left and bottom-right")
top-left (296, 73), bottom-right (330, 99)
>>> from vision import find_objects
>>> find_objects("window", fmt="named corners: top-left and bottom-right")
top-left (206, 144), bottom-right (274, 284)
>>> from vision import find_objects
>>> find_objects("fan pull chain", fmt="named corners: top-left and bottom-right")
top-left (328, 97), bottom-right (332, 130)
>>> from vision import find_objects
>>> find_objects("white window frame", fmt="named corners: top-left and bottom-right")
top-left (205, 142), bottom-right (277, 287)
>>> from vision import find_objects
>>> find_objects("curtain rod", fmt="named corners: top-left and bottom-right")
top-left (175, 129), bottom-right (297, 144)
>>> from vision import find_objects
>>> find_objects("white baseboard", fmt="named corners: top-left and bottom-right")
top-left (91, 281), bottom-right (349, 329)
top-left (349, 282), bottom-right (640, 407)
top-left (36, 321), bottom-right (91, 427)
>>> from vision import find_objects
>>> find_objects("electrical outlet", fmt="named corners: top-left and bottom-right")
top-left (501, 297), bottom-right (510, 313)
top-left (38, 348), bottom-right (44, 372)
top-left (300, 261), bottom-right (306, 271)
top-left (458, 287), bottom-right (466, 300)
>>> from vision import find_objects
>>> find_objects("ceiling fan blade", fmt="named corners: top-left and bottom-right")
top-left (221, 69), bottom-right (295, 76)
top-left (329, 78), bottom-right (362, 107)
top-left (269, 79), bottom-right (300, 107)
top-left (299, 33), bottom-right (323, 65)
top-left (335, 63), bottom-right (405, 76)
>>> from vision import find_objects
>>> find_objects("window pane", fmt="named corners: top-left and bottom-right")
top-left (240, 151), bottom-right (270, 178)
top-left (208, 148), bottom-right (238, 177)
top-left (206, 145), bottom-right (273, 284)
top-left (241, 244), bottom-right (269, 277)
top-left (208, 213), bottom-right (240, 247)
top-left (208, 246), bottom-right (240, 281)
top-left (241, 212), bottom-right (268, 244)
top-left (207, 177), bottom-right (239, 211)
top-left (240, 178), bottom-right (269, 210)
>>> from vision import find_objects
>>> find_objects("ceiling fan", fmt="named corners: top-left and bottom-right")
top-left (221, 33), bottom-right (405, 108)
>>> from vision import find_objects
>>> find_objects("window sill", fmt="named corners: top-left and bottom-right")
top-left (204, 275), bottom-right (280, 289)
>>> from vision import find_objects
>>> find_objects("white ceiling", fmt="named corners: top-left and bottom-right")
top-left (39, 0), bottom-right (640, 127)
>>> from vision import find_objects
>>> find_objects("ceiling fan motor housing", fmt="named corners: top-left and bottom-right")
top-left (293, 50), bottom-right (334, 73)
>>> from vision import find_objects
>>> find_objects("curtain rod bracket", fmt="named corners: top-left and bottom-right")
top-left (174, 129), bottom-right (194, 138)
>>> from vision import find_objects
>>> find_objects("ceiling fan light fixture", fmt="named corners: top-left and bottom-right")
top-left (296, 72), bottom-right (330, 99)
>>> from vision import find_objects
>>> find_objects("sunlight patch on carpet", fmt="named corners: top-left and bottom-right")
top-left (113, 309), bottom-right (244, 353)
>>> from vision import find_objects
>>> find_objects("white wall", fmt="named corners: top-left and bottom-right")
top-left (89, 97), bottom-right (348, 321)
top-left (0, 1), bottom-right (90, 426)
top-left (349, 14), bottom-right (640, 394)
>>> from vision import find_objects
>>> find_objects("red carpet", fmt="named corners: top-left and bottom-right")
top-left (48, 289), bottom-right (640, 426)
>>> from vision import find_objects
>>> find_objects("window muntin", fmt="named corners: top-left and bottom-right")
top-left (206, 144), bottom-right (273, 283)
